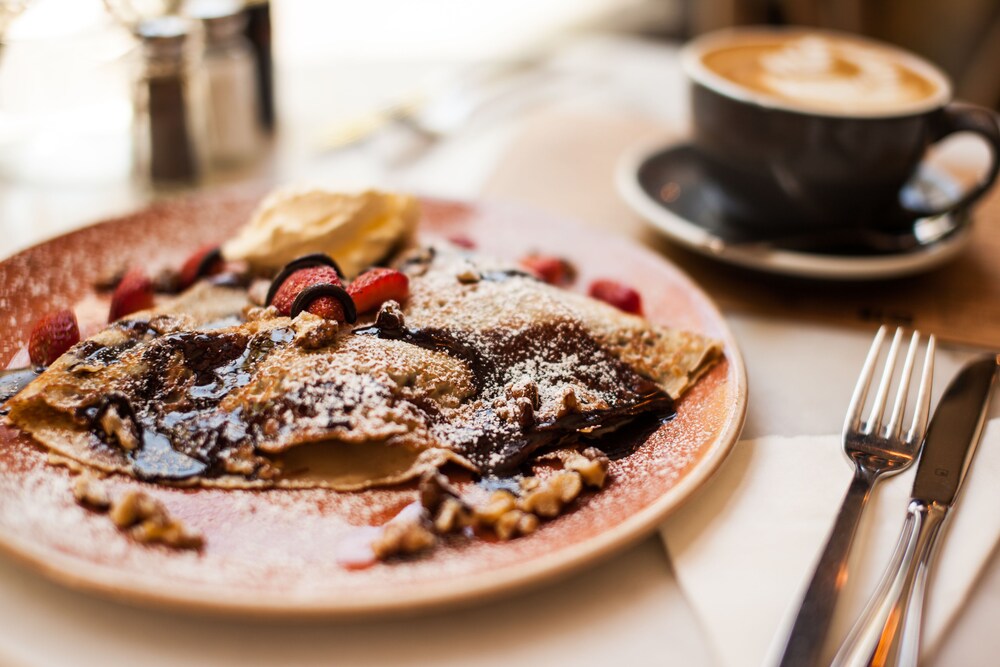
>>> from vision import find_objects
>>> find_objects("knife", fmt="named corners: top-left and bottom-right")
top-left (832, 355), bottom-right (999, 667)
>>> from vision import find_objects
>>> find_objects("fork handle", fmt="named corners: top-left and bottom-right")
top-left (775, 465), bottom-right (877, 667)
top-left (832, 499), bottom-right (949, 667)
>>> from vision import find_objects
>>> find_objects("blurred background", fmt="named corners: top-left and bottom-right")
top-left (0, 0), bottom-right (997, 254)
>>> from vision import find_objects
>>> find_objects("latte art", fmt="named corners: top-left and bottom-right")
top-left (702, 35), bottom-right (942, 114)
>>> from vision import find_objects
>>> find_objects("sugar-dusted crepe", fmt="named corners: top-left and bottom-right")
top-left (4, 246), bottom-right (721, 491)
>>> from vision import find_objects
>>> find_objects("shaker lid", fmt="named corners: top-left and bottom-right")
top-left (187, 0), bottom-right (248, 40)
top-left (136, 15), bottom-right (191, 58)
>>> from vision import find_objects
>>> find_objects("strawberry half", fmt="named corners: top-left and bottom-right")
top-left (588, 279), bottom-right (642, 315)
top-left (520, 254), bottom-right (576, 286)
top-left (270, 266), bottom-right (346, 321)
top-left (109, 268), bottom-right (155, 322)
top-left (348, 268), bottom-right (410, 314)
top-left (28, 309), bottom-right (80, 366)
top-left (178, 244), bottom-right (223, 289)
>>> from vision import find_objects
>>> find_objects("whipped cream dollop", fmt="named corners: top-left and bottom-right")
top-left (223, 187), bottom-right (419, 278)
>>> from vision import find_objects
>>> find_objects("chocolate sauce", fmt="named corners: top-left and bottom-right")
top-left (353, 316), bottom-right (675, 474)
top-left (0, 367), bottom-right (42, 407)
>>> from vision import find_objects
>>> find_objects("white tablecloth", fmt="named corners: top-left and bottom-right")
top-left (0, 35), bottom-right (997, 667)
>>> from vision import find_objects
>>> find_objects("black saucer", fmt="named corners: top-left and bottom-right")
top-left (617, 141), bottom-right (973, 280)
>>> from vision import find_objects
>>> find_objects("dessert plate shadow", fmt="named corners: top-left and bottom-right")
top-left (0, 190), bottom-right (746, 617)
top-left (617, 140), bottom-right (973, 280)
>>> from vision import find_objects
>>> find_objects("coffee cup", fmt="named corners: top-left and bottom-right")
top-left (680, 27), bottom-right (1000, 236)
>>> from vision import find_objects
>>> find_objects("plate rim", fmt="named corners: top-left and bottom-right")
top-left (0, 193), bottom-right (748, 617)
top-left (616, 138), bottom-right (973, 281)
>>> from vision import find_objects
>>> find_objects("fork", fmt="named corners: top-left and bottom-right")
top-left (774, 326), bottom-right (935, 667)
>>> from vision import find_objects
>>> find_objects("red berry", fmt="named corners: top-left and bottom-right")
top-left (520, 254), bottom-right (576, 286)
top-left (28, 309), bottom-right (80, 366)
top-left (178, 244), bottom-right (223, 289)
top-left (347, 268), bottom-right (410, 314)
top-left (447, 234), bottom-right (476, 250)
top-left (109, 268), bottom-right (155, 322)
top-left (271, 266), bottom-right (345, 321)
top-left (588, 279), bottom-right (642, 315)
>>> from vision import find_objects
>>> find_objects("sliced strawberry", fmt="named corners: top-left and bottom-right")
top-left (270, 266), bottom-right (346, 321)
top-left (178, 244), bottom-right (223, 289)
top-left (348, 268), bottom-right (410, 314)
top-left (109, 268), bottom-right (155, 322)
top-left (588, 279), bottom-right (642, 315)
top-left (28, 309), bottom-right (80, 366)
top-left (520, 254), bottom-right (576, 286)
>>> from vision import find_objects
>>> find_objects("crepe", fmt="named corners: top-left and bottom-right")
top-left (4, 246), bottom-right (722, 491)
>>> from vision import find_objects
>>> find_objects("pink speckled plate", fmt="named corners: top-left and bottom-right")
top-left (0, 189), bottom-right (746, 617)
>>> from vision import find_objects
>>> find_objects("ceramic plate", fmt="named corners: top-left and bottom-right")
top-left (617, 140), bottom-right (973, 280)
top-left (0, 189), bottom-right (746, 617)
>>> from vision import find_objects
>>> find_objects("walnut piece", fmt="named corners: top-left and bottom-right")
top-left (371, 520), bottom-right (437, 560)
top-left (293, 312), bottom-right (340, 349)
top-left (565, 447), bottom-right (610, 489)
top-left (98, 404), bottom-right (139, 452)
top-left (106, 490), bottom-right (203, 550)
top-left (72, 476), bottom-right (110, 510)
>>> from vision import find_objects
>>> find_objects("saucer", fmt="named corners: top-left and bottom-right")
top-left (616, 140), bottom-right (973, 280)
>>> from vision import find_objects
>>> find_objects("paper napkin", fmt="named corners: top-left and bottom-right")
top-left (660, 419), bottom-right (1000, 667)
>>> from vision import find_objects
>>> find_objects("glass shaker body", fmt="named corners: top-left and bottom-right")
top-left (199, 10), bottom-right (262, 169)
top-left (131, 16), bottom-right (208, 187)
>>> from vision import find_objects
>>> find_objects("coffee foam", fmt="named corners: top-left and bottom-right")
top-left (690, 31), bottom-right (950, 116)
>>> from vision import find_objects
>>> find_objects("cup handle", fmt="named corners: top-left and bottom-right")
top-left (903, 103), bottom-right (1000, 218)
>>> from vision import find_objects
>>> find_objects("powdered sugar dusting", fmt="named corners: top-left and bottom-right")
top-left (0, 192), bottom-right (743, 613)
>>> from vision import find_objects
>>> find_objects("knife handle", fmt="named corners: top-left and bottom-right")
top-left (832, 499), bottom-right (949, 667)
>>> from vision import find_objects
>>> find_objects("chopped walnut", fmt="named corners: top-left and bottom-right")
top-left (494, 509), bottom-right (538, 541)
top-left (107, 490), bottom-right (203, 550)
top-left (433, 497), bottom-right (473, 534)
top-left (293, 313), bottom-right (340, 349)
top-left (474, 490), bottom-right (518, 525)
top-left (371, 520), bottom-right (437, 560)
top-left (72, 476), bottom-right (110, 510)
top-left (565, 447), bottom-right (610, 489)
top-left (98, 404), bottom-right (139, 452)
top-left (519, 471), bottom-right (583, 518)
top-left (507, 378), bottom-right (540, 409)
top-left (375, 300), bottom-right (405, 331)
top-left (456, 264), bottom-right (481, 284)
top-left (556, 386), bottom-right (580, 417)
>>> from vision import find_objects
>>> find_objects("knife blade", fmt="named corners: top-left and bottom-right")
top-left (833, 355), bottom-right (998, 667)
top-left (911, 354), bottom-right (998, 505)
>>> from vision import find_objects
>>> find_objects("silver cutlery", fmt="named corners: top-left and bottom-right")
top-left (832, 354), bottom-right (998, 667)
top-left (776, 326), bottom-right (935, 667)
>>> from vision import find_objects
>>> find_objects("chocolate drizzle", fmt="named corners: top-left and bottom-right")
top-left (290, 283), bottom-right (357, 322)
top-left (354, 315), bottom-right (675, 474)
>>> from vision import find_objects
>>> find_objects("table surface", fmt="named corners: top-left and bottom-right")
top-left (0, 34), bottom-right (997, 667)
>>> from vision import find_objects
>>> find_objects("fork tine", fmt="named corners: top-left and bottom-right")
top-left (886, 332), bottom-right (920, 439)
top-left (907, 334), bottom-right (936, 443)
top-left (845, 326), bottom-right (888, 433)
top-left (864, 327), bottom-right (904, 435)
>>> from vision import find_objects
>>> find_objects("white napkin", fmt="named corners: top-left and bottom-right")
top-left (660, 419), bottom-right (1000, 667)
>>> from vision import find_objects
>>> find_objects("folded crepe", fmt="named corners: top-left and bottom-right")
top-left (4, 246), bottom-right (722, 491)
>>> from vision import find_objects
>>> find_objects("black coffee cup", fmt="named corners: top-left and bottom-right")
top-left (681, 27), bottom-right (1000, 235)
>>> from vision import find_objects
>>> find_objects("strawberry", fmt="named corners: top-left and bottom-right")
top-left (588, 279), bottom-right (642, 315)
top-left (347, 268), bottom-right (410, 314)
top-left (270, 266), bottom-right (346, 321)
top-left (178, 244), bottom-right (223, 289)
top-left (109, 268), bottom-right (155, 322)
top-left (447, 234), bottom-right (476, 250)
top-left (520, 254), bottom-right (576, 286)
top-left (28, 309), bottom-right (80, 366)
